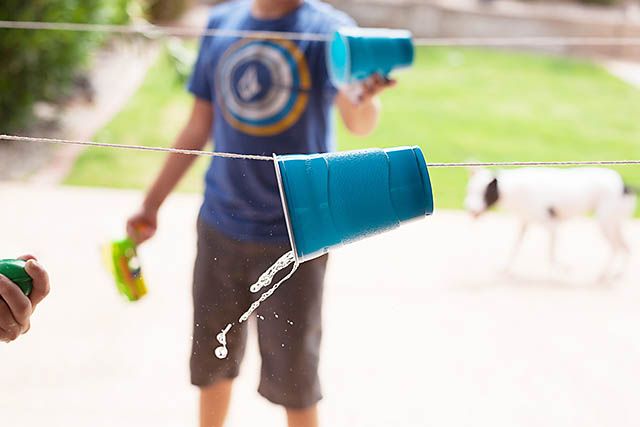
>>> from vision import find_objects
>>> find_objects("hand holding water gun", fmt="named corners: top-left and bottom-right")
top-left (102, 211), bottom-right (155, 303)
top-left (0, 255), bottom-right (50, 343)
top-left (101, 207), bottom-right (157, 303)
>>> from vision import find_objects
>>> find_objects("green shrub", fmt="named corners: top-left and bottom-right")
top-left (0, 0), bottom-right (132, 132)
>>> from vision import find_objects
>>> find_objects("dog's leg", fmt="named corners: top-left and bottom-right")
top-left (547, 221), bottom-right (572, 278)
top-left (547, 222), bottom-right (565, 275)
top-left (549, 223), bottom-right (556, 267)
top-left (597, 197), bottom-right (634, 282)
top-left (610, 225), bottom-right (630, 280)
top-left (597, 217), bottom-right (621, 283)
top-left (611, 192), bottom-right (636, 279)
top-left (598, 222), bottom-right (618, 283)
top-left (503, 222), bottom-right (527, 274)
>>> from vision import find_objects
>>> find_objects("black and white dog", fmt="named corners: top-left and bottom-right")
top-left (465, 167), bottom-right (637, 278)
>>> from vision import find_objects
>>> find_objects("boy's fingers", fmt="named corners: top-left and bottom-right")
top-left (126, 221), bottom-right (142, 243)
top-left (3, 321), bottom-right (30, 340)
top-left (24, 259), bottom-right (50, 308)
top-left (127, 218), bottom-right (152, 243)
top-left (127, 217), bottom-right (154, 244)
top-left (0, 327), bottom-right (18, 343)
top-left (384, 78), bottom-right (397, 87)
top-left (371, 76), bottom-right (395, 95)
top-left (358, 75), bottom-right (395, 102)
top-left (0, 275), bottom-right (33, 326)
top-left (370, 74), bottom-right (386, 88)
top-left (17, 254), bottom-right (37, 262)
top-left (366, 76), bottom-right (380, 92)
top-left (0, 303), bottom-right (22, 342)
top-left (128, 227), bottom-right (146, 245)
top-left (0, 327), bottom-right (11, 343)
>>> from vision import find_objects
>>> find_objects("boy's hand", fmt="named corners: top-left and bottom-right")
top-left (340, 74), bottom-right (396, 105)
top-left (355, 74), bottom-right (396, 104)
top-left (127, 207), bottom-right (158, 245)
top-left (336, 74), bottom-right (396, 136)
top-left (0, 255), bottom-right (50, 343)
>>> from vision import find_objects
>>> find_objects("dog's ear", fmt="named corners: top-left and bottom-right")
top-left (484, 177), bottom-right (499, 208)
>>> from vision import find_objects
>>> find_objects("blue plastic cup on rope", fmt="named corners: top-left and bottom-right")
top-left (327, 27), bottom-right (415, 87)
top-left (274, 147), bottom-right (434, 263)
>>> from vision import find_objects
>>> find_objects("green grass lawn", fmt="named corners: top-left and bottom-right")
top-left (64, 47), bottom-right (640, 213)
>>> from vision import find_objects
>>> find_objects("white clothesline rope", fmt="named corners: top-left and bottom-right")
top-left (0, 20), bottom-right (330, 42)
top-left (3, 20), bottom-right (640, 46)
top-left (412, 36), bottom-right (640, 47)
top-left (3, 134), bottom-right (640, 168)
top-left (0, 135), bottom-right (273, 161)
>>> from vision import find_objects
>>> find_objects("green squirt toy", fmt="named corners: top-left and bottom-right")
top-left (103, 237), bottom-right (147, 302)
top-left (0, 259), bottom-right (33, 296)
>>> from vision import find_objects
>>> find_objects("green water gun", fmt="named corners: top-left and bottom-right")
top-left (103, 238), bottom-right (147, 302)
top-left (0, 259), bottom-right (33, 296)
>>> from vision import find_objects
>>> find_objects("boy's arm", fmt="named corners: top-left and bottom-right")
top-left (335, 75), bottom-right (396, 136)
top-left (127, 98), bottom-right (213, 244)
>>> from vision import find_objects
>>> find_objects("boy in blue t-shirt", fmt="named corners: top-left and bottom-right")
top-left (127, 0), bottom-right (394, 425)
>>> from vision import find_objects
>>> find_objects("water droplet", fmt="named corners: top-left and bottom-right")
top-left (274, 312), bottom-right (279, 318)
top-left (215, 346), bottom-right (228, 359)
top-left (216, 332), bottom-right (226, 345)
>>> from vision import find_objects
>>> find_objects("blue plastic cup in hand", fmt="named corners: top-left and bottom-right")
top-left (274, 147), bottom-right (434, 263)
top-left (327, 27), bottom-right (415, 87)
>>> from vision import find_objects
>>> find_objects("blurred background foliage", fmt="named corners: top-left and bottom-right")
top-left (0, 0), bottom-right (191, 132)
top-left (0, 0), bottom-right (132, 131)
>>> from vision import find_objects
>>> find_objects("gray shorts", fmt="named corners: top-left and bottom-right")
top-left (190, 218), bottom-right (328, 409)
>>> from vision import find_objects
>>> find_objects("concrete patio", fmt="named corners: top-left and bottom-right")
top-left (2, 184), bottom-right (640, 426)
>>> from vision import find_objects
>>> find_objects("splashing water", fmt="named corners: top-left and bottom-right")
top-left (214, 250), bottom-right (298, 359)
top-left (250, 251), bottom-right (295, 293)
top-left (214, 323), bottom-right (232, 359)
top-left (239, 252), bottom-right (298, 323)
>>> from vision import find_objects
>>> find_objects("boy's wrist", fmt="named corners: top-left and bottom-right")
top-left (142, 197), bottom-right (161, 213)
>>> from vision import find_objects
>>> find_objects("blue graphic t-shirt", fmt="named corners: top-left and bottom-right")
top-left (188, 0), bottom-right (355, 242)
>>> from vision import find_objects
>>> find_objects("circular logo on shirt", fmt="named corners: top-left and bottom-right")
top-left (215, 39), bottom-right (311, 137)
